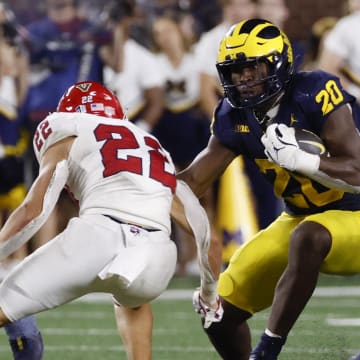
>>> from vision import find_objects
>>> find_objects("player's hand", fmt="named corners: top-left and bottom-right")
top-left (261, 123), bottom-right (320, 174)
top-left (261, 123), bottom-right (299, 169)
top-left (192, 289), bottom-right (224, 329)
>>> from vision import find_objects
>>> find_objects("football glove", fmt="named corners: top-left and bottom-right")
top-left (261, 123), bottom-right (320, 175)
top-left (192, 289), bottom-right (224, 329)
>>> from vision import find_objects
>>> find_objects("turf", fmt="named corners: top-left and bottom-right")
top-left (0, 274), bottom-right (359, 359)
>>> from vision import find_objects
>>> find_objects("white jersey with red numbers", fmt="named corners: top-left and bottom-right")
top-left (33, 112), bottom-right (176, 233)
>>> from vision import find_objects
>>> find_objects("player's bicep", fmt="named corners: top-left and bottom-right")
top-left (26, 137), bottom-right (75, 212)
top-left (321, 104), bottom-right (360, 158)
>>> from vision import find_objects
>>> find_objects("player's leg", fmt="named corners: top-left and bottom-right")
top-left (211, 212), bottom-right (301, 359)
top-left (114, 303), bottom-right (152, 360)
top-left (0, 237), bottom-right (43, 360)
top-left (251, 220), bottom-right (331, 359)
top-left (5, 316), bottom-right (44, 360)
top-left (111, 229), bottom-right (177, 360)
top-left (268, 221), bottom-right (331, 335)
top-left (204, 300), bottom-right (252, 359)
top-left (0, 185), bottom-right (44, 360)
top-left (0, 215), bottom-right (129, 320)
top-left (252, 210), bottom-right (360, 359)
top-left (0, 307), bottom-right (43, 360)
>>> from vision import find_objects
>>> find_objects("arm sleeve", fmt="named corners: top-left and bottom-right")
top-left (0, 160), bottom-right (69, 261)
top-left (175, 180), bottom-right (217, 290)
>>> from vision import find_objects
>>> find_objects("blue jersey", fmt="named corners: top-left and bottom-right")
top-left (152, 107), bottom-right (210, 168)
top-left (212, 70), bottom-right (360, 215)
top-left (25, 17), bottom-right (110, 127)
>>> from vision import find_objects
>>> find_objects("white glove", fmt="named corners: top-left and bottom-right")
top-left (261, 123), bottom-right (320, 175)
top-left (192, 289), bottom-right (224, 329)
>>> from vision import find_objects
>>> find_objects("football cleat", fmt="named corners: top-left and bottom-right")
top-left (192, 289), bottom-right (224, 329)
top-left (250, 333), bottom-right (286, 360)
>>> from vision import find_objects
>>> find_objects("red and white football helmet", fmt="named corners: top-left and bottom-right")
top-left (57, 81), bottom-right (124, 119)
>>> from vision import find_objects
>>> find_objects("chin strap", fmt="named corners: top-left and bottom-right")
top-left (0, 160), bottom-right (69, 261)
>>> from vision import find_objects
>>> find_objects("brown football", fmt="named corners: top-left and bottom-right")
top-left (294, 128), bottom-right (327, 155)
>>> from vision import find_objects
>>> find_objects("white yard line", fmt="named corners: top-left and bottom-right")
top-left (76, 286), bottom-right (360, 303)
top-left (0, 344), bottom-right (358, 355)
top-left (326, 318), bottom-right (360, 326)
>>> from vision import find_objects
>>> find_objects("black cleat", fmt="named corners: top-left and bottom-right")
top-left (249, 333), bottom-right (286, 360)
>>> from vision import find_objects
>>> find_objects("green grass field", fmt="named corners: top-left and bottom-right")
top-left (1, 274), bottom-right (360, 359)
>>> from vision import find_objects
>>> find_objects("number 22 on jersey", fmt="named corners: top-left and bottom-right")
top-left (34, 121), bottom-right (176, 194)
top-left (94, 124), bottom-right (176, 193)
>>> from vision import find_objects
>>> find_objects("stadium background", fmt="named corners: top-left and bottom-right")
top-left (3, 0), bottom-right (348, 43)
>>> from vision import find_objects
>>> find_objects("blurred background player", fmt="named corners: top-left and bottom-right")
top-left (302, 16), bottom-right (338, 70)
top-left (101, 0), bottom-right (164, 132)
top-left (0, 2), bottom-right (43, 359)
top-left (256, 0), bottom-right (304, 70)
top-left (23, 0), bottom-right (110, 249)
top-left (150, 13), bottom-right (212, 275)
top-left (318, 0), bottom-right (360, 104)
top-left (195, 0), bottom-right (257, 120)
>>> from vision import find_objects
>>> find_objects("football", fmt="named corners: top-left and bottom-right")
top-left (294, 128), bottom-right (326, 155)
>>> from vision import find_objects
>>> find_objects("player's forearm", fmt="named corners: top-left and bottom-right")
top-left (315, 156), bottom-right (360, 191)
top-left (176, 170), bottom-right (210, 199)
top-left (0, 203), bottom-right (39, 244)
top-left (207, 230), bottom-right (222, 280)
top-left (170, 195), bottom-right (193, 235)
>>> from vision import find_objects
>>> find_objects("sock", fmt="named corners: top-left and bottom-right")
top-left (265, 328), bottom-right (282, 338)
top-left (6, 316), bottom-right (44, 360)
top-left (5, 316), bottom-right (40, 339)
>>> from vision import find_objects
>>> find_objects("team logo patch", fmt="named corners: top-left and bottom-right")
top-left (76, 83), bottom-right (92, 92)
top-left (235, 124), bottom-right (250, 133)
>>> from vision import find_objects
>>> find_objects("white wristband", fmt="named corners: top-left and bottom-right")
top-left (200, 280), bottom-right (218, 304)
top-left (294, 151), bottom-right (320, 175)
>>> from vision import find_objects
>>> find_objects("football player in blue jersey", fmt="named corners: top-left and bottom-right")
top-left (178, 18), bottom-right (360, 359)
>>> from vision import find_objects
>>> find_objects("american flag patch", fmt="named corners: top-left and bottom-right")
top-left (90, 103), bottom-right (104, 111)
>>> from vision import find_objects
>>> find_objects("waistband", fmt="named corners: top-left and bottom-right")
top-left (103, 214), bottom-right (161, 232)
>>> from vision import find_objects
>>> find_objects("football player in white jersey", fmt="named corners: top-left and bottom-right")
top-left (0, 81), bottom-right (220, 359)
